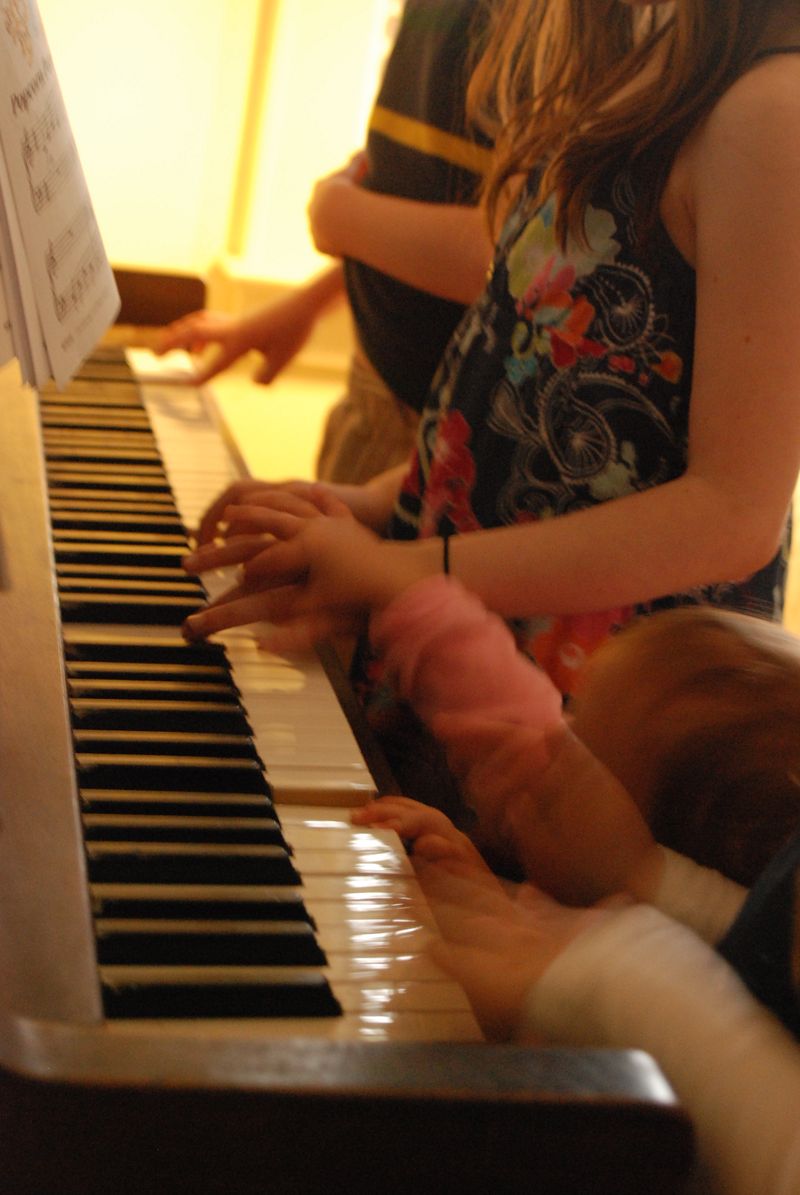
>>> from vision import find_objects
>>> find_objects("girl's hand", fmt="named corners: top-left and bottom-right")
top-left (191, 465), bottom-right (404, 548)
top-left (190, 478), bottom-right (338, 548)
top-left (416, 854), bottom-right (611, 1041)
top-left (182, 512), bottom-right (430, 649)
top-left (185, 482), bottom-right (349, 565)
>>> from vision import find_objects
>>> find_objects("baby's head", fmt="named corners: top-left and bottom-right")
top-left (570, 607), bottom-right (800, 885)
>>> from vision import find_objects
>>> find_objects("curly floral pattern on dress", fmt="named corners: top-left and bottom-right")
top-left (387, 172), bottom-right (783, 696)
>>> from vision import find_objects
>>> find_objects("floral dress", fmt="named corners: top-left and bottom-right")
top-left (389, 168), bottom-right (787, 694)
top-left (356, 168), bottom-right (788, 811)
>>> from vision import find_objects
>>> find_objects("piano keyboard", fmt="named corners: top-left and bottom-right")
top-left (26, 345), bottom-right (479, 1038)
top-left (0, 351), bottom-right (693, 1194)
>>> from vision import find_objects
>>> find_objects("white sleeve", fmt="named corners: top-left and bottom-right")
top-left (653, 847), bottom-right (747, 943)
top-left (523, 905), bottom-right (800, 1195)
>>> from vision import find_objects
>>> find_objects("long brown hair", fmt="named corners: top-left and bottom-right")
top-left (469, 0), bottom-right (773, 246)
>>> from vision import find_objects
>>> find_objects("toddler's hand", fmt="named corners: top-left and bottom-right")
top-left (415, 854), bottom-right (610, 1041)
top-left (352, 796), bottom-right (485, 865)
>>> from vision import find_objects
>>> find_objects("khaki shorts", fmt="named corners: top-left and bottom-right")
top-left (315, 349), bottom-right (419, 485)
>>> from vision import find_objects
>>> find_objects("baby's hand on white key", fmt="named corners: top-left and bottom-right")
top-left (352, 796), bottom-right (486, 866)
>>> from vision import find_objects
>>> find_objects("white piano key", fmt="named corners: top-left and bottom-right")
top-left (317, 920), bottom-right (437, 956)
top-left (323, 951), bottom-right (454, 985)
top-left (309, 903), bottom-right (438, 930)
top-left (280, 822), bottom-right (407, 853)
top-left (335, 981), bottom-right (475, 1016)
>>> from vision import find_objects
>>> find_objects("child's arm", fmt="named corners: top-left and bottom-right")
top-left (525, 900), bottom-right (800, 1195)
top-left (441, 716), bottom-right (747, 929)
top-left (156, 264), bottom-right (346, 385)
top-left (308, 164), bottom-right (492, 306)
top-left (369, 575), bottom-right (563, 729)
top-left (447, 718), bottom-right (662, 905)
top-left (421, 857), bottom-right (800, 1195)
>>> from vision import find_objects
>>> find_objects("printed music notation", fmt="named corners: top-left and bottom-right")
top-left (0, 0), bottom-right (118, 388)
top-left (46, 203), bottom-right (100, 324)
top-left (21, 96), bottom-right (75, 213)
top-left (45, 202), bottom-right (91, 276)
top-left (50, 228), bottom-right (104, 325)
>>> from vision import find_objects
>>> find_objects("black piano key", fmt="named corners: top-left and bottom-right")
top-left (69, 680), bottom-right (240, 701)
top-left (54, 544), bottom-right (188, 567)
top-left (67, 660), bottom-right (230, 680)
top-left (43, 416), bottom-right (152, 428)
top-left (47, 456), bottom-right (165, 471)
top-left (45, 422), bottom-right (147, 440)
top-left (100, 967), bottom-right (342, 1019)
top-left (60, 579), bottom-right (203, 596)
top-left (59, 593), bottom-right (206, 623)
top-left (59, 566), bottom-right (194, 582)
top-left (43, 422), bottom-right (157, 439)
top-left (46, 448), bottom-right (164, 466)
top-left (94, 920), bottom-right (325, 966)
top-left (54, 529), bottom-right (188, 545)
top-left (71, 702), bottom-right (253, 734)
top-left (51, 511), bottom-right (187, 533)
top-left (80, 790), bottom-right (275, 817)
top-left (85, 842), bottom-right (301, 885)
top-left (82, 813), bottom-right (281, 844)
top-left (46, 470), bottom-right (173, 492)
top-left (44, 435), bottom-right (160, 454)
top-left (90, 888), bottom-right (310, 922)
top-left (74, 731), bottom-right (261, 761)
top-left (41, 409), bottom-right (152, 429)
top-left (76, 754), bottom-right (270, 794)
top-left (50, 487), bottom-right (177, 506)
top-left (50, 495), bottom-right (178, 512)
top-left (64, 638), bottom-right (228, 664)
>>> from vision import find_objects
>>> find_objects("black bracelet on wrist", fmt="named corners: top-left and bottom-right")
top-left (442, 532), bottom-right (451, 575)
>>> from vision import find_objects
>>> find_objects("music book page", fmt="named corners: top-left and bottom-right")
top-left (0, 1), bottom-right (119, 388)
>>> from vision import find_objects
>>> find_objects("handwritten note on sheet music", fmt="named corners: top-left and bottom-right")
top-left (0, 0), bottom-right (119, 387)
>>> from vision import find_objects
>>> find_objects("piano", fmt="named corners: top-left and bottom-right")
top-left (0, 347), bottom-right (693, 1193)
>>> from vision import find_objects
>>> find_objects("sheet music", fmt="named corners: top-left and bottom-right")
top-left (0, 0), bottom-right (119, 388)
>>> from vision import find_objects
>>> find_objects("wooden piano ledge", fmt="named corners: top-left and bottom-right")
top-left (0, 1026), bottom-right (693, 1194)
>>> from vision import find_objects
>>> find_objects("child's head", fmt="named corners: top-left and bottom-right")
top-left (570, 607), bottom-right (800, 885)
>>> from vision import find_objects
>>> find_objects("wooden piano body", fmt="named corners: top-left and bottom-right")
top-left (0, 354), bottom-right (693, 1193)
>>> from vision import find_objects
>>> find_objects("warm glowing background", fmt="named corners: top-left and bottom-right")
top-left (39, 0), bottom-right (396, 282)
top-left (37, 0), bottom-right (400, 478)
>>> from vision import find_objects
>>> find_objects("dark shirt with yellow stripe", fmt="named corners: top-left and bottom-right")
top-left (344, 0), bottom-right (491, 413)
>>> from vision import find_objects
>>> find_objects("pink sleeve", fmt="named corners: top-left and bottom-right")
top-left (368, 575), bottom-right (563, 729)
